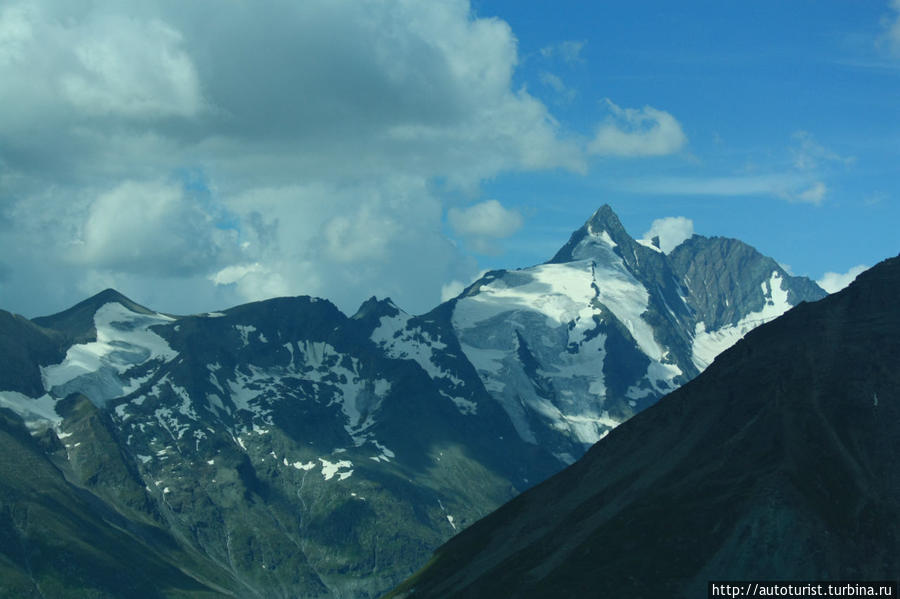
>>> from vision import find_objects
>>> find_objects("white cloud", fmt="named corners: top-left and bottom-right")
top-left (641, 217), bottom-right (694, 254)
top-left (539, 71), bottom-right (576, 102)
top-left (210, 262), bottom-right (295, 304)
top-left (0, 4), bottom-right (33, 65)
top-left (622, 173), bottom-right (829, 205)
top-left (61, 17), bottom-right (205, 118)
top-left (211, 263), bottom-right (264, 286)
top-left (0, 0), bottom-right (585, 183)
top-left (440, 269), bottom-right (486, 302)
top-left (440, 280), bottom-right (467, 302)
top-left (621, 174), bottom-right (805, 196)
top-left (73, 180), bottom-right (234, 276)
top-left (0, 4), bottom-right (205, 132)
top-left (817, 264), bottom-right (868, 294)
top-left (621, 130), bottom-right (844, 206)
top-left (588, 99), bottom-right (687, 157)
top-left (539, 40), bottom-right (585, 64)
top-left (323, 206), bottom-right (401, 263)
top-left (448, 200), bottom-right (524, 238)
top-left (794, 181), bottom-right (827, 205)
top-left (210, 177), bottom-right (478, 314)
top-left (790, 131), bottom-right (854, 171)
top-left (0, 0), bottom-right (581, 317)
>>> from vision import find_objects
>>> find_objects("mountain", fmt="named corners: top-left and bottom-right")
top-left (441, 205), bottom-right (826, 462)
top-left (0, 205), bottom-right (827, 597)
top-left (386, 254), bottom-right (900, 599)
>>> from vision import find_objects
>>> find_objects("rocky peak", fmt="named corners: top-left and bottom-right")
top-left (669, 236), bottom-right (827, 330)
top-left (352, 296), bottom-right (402, 320)
top-left (548, 204), bottom-right (636, 264)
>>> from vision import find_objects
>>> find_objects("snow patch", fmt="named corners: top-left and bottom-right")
top-left (235, 325), bottom-right (257, 346)
top-left (319, 458), bottom-right (353, 481)
top-left (635, 238), bottom-right (664, 253)
top-left (372, 440), bottom-right (395, 462)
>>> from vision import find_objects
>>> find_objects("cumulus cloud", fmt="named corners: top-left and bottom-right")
top-left (0, 4), bottom-right (205, 139)
top-left (62, 17), bottom-right (205, 118)
top-left (0, 0), bottom-right (692, 318)
top-left (817, 264), bottom-right (868, 294)
top-left (448, 200), bottom-right (523, 238)
top-left (641, 217), bottom-right (694, 254)
top-left (322, 206), bottom-right (401, 263)
top-left (213, 177), bottom-right (478, 314)
top-left (448, 200), bottom-right (524, 255)
top-left (73, 180), bottom-right (234, 276)
top-left (588, 99), bottom-right (687, 157)
top-left (0, 0), bottom-right (592, 317)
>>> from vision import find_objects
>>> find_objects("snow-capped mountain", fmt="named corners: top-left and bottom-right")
top-left (0, 206), bottom-right (826, 598)
top-left (387, 253), bottom-right (900, 599)
top-left (439, 205), bottom-right (826, 463)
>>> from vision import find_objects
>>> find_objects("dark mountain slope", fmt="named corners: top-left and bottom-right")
top-left (0, 406), bottom-right (237, 598)
top-left (0, 310), bottom-right (66, 396)
top-left (388, 254), bottom-right (900, 599)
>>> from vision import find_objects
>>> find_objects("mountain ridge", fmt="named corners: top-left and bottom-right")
top-left (386, 253), bottom-right (900, 599)
top-left (0, 205), bottom-right (831, 598)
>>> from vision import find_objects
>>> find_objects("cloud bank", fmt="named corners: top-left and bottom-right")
top-left (0, 1), bottom-right (693, 318)
top-left (0, 0), bottom-right (584, 316)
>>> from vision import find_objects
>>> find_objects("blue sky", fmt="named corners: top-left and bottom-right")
top-left (470, 1), bottom-right (898, 288)
top-left (0, 0), bottom-right (897, 316)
